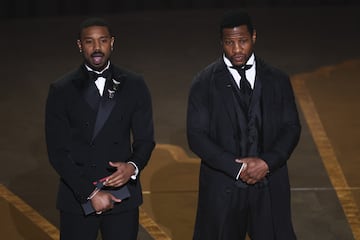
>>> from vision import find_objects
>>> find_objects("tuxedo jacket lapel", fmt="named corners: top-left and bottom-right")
top-left (214, 61), bottom-right (252, 158)
top-left (83, 81), bottom-right (101, 111)
top-left (71, 65), bottom-right (101, 112)
top-left (213, 60), bottom-right (241, 131)
top-left (248, 68), bottom-right (262, 113)
top-left (92, 97), bottom-right (116, 141)
top-left (255, 57), bottom-right (273, 112)
top-left (91, 67), bottom-right (126, 141)
top-left (70, 64), bottom-right (127, 141)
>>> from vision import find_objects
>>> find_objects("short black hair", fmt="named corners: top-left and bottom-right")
top-left (220, 10), bottom-right (254, 38)
top-left (78, 17), bottom-right (113, 39)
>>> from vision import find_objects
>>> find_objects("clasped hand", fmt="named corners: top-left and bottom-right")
top-left (236, 157), bottom-right (269, 185)
top-left (91, 161), bottom-right (135, 213)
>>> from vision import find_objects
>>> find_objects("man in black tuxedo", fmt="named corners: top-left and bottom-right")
top-left (45, 18), bottom-right (155, 240)
top-left (187, 10), bottom-right (301, 239)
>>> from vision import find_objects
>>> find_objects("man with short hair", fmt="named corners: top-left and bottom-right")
top-left (45, 18), bottom-right (155, 240)
top-left (187, 10), bottom-right (301, 239)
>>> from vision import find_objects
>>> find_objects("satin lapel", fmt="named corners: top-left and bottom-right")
top-left (83, 82), bottom-right (101, 111)
top-left (91, 70), bottom-right (126, 141)
top-left (91, 96), bottom-right (116, 141)
top-left (71, 65), bottom-right (101, 111)
top-left (213, 62), bottom-right (238, 130)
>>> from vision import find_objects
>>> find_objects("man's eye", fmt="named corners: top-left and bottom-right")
top-left (240, 39), bottom-right (248, 44)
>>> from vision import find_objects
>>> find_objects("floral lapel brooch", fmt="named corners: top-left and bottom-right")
top-left (107, 74), bottom-right (125, 99)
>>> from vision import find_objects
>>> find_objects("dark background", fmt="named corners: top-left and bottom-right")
top-left (1, 0), bottom-right (359, 18)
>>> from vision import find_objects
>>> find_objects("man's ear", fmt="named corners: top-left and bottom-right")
top-left (111, 37), bottom-right (115, 51)
top-left (252, 30), bottom-right (257, 44)
top-left (77, 39), bottom-right (82, 52)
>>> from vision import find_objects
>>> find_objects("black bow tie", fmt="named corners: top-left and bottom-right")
top-left (88, 69), bottom-right (111, 81)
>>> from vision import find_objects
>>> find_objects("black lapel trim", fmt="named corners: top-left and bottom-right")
top-left (70, 65), bottom-right (102, 111)
top-left (91, 97), bottom-right (116, 141)
top-left (91, 65), bottom-right (127, 141)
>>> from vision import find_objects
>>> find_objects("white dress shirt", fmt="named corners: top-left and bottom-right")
top-left (85, 61), bottom-right (110, 96)
top-left (223, 53), bottom-right (256, 89)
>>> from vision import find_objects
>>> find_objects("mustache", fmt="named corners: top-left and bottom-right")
top-left (91, 52), bottom-right (104, 57)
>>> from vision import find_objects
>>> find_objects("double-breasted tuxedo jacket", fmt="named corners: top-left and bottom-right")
top-left (187, 57), bottom-right (301, 239)
top-left (45, 64), bottom-right (155, 214)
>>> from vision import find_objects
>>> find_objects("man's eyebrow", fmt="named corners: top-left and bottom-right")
top-left (82, 35), bottom-right (110, 39)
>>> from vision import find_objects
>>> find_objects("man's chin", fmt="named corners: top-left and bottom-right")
top-left (88, 62), bottom-right (106, 71)
top-left (231, 58), bottom-right (246, 67)
top-left (232, 62), bottom-right (245, 67)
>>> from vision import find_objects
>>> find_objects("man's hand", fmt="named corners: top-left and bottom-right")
top-left (236, 157), bottom-right (269, 185)
top-left (90, 191), bottom-right (121, 213)
top-left (104, 162), bottom-right (135, 188)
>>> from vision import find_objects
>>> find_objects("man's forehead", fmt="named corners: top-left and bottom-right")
top-left (223, 27), bottom-right (251, 37)
top-left (81, 27), bottom-right (111, 38)
top-left (81, 26), bottom-right (110, 33)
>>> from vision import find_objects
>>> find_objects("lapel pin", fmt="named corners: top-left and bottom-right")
top-left (108, 89), bottom-right (115, 99)
top-left (112, 79), bottom-right (121, 91)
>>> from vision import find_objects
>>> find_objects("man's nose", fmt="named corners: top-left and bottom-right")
top-left (233, 43), bottom-right (241, 53)
top-left (94, 41), bottom-right (101, 51)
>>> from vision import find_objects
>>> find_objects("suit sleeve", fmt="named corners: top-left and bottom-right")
top-left (187, 73), bottom-right (242, 179)
top-left (45, 84), bottom-right (94, 203)
top-left (128, 78), bottom-right (155, 171)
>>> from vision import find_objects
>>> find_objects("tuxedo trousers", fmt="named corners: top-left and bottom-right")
top-left (60, 207), bottom-right (139, 240)
top-left (221, 185), bottom-right (274, 240)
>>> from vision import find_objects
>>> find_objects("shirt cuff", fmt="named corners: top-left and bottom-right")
top-left (236, 162), bottom-right (247, 180)
top-left (87, 187), bottom-right (101, 200)
top-left (127, 161), bottom-right (139, 180)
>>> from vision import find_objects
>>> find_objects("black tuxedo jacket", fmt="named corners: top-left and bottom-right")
top-left (45, 64), bottom-right (155, 214)
top-left (187, 57), bottom-right (301, 239)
